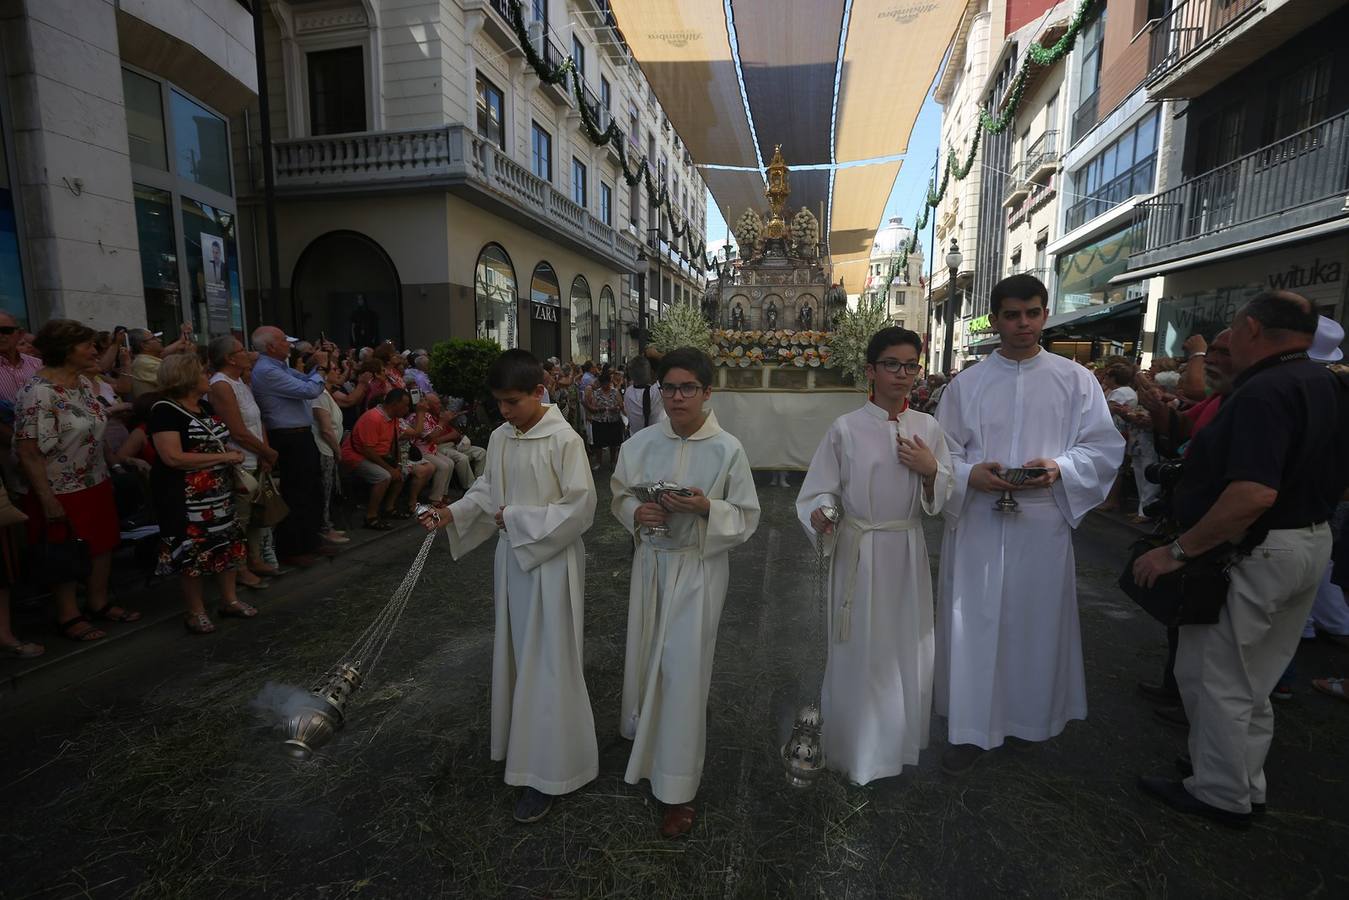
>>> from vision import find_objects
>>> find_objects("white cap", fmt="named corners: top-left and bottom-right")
top-left (284, 335), bottom-right (299, 344)
top-left (1310, 316), bottom-right (1344, 363)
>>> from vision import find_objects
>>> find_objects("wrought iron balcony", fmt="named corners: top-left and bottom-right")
top-left (268, 125), bottom-right (638, 272)
top-left (1003, 161), bottom-right (1029, 208)
top-left (1147, 0), bottom-right (1260, 89)
top-left (1071, 88), bottom-right (1099, 145)
top-left (464, 0), bottom-right (524, 56)
top-left (1025, 130), bottom-right (1060, 182)
top-left (540, 36), bottom-right (571, 105)
top-left (1132, 110), bottom-right (1349, 265)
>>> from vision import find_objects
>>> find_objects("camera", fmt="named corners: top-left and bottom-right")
top-left (1143, 460), bottom-right (1185, 521)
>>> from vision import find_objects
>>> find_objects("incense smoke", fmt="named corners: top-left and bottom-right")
top-left (250, 681), bottom-right (317, 728)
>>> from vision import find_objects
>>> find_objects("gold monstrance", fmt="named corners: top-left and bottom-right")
top-left (764, 145), bottom-right (790, 240)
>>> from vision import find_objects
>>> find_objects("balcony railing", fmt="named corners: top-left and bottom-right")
top-left (1066, 155), bottom-right (1157, 231)
top-left (1134, 109), bottom-right (1349, 255)
top-left (1071, 88), bottom-right (1099, 145)
top-left (488, 0), bottom-right (512, 22)
top-left (1147, 0), bottom-right (1260, 85)
top-left (1025, 130), bottom-right (1060, 181)
top-left (269, 126), bottom-right (637, 270)
top-left (1003, 160), bottom-right (1029, 207)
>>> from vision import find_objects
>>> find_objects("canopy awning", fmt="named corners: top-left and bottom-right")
top-left (1042, 297), bottom-right (1144, 335)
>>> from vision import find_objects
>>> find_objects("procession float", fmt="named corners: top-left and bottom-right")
top-left (654, 146), bottom-right (881, 472)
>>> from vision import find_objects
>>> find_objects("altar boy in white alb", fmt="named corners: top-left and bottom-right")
top-left (797, 327), bottom-right (954, 784)
top-left (935, 274), bottom-right (1124, 776)
top-left (420, 350), bottom-right (598, 824)
top-left (611, 347), bottom-right (760, 839)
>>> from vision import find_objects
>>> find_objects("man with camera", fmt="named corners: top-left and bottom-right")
top-left (1133, 291), bottom-right (1349, 829)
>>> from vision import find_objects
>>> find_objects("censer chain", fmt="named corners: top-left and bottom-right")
top-left (331, 529), bottom-right (440, 680)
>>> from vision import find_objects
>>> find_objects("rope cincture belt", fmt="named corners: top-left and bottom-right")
top-left (835, 516), bottom-right (920, 642)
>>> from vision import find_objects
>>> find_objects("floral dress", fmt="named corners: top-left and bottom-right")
top-left (12, 375), bottom-right (109, 495)
top-left (148, 400), bottom-right (245, 577)
top-left (555, 383), bottom-right (585, 437)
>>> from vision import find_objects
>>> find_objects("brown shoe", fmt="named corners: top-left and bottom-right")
top-left (659, 803), bottom-right (695, 839)
top-left (280, 554), bottom-right (320, 568)
top-left (941, 744), bottom-right (986, 776)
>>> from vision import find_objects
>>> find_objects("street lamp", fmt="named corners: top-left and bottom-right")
top-left (635, 244), bottom-right (648, 356)
top-left (942, 238), bottom-right (963, 376)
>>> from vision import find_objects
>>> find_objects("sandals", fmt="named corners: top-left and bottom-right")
top-left (364, 518), bottom-right (395, 531)
top-left (89, 604), bottom-right (142, 623)
top-left (183, 613), bottom-right (216, 635)
top-left (58, 615), bottom-right (106, 642)
top-left (1312, 677), bottom-right (1349, 702)
top-left (219, 599), bottom-right (259, 619)
top-left (1, 640), bottom-right (45, 659)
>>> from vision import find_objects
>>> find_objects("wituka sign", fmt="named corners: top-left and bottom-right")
top-left (1154, 237), bottom-right (1346, 358)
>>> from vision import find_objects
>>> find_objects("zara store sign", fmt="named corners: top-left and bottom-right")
top-left (1154, 238), bottom-right (1346, 358)
top-left (531, 302), bottom-right (559, 323)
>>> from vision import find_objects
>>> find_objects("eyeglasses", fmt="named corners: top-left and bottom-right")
top-left (659, 382), bottom-right (704, 399)
top-left (872, 360), bottom-right (923, 375)
top-left (0, 326), bottom-right (17, 335)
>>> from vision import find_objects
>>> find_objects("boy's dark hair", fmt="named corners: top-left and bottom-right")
top-left (488, 349), bottom-right (545, 392)
top-left (657, 347), bottom-right (714, 387)
top-left (865, 326), bottom-right (923, 363)
top-left (990, 273), bottom-right (1049, 316)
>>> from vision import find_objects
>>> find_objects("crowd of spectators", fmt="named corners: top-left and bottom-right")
top-left (0, 319), bottom-right (489, 655)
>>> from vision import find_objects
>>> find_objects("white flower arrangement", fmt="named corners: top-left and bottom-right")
top-left (710, 328), bottom-right (835, 368)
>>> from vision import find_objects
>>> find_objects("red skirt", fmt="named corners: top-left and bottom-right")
top-left (23, 479), bottom-right (121, 557)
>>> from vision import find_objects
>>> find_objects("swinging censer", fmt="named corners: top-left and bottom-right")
top-left (283, 517), bottom-right (443, 759)
top-left (781, 504), bottom-right (839, 788)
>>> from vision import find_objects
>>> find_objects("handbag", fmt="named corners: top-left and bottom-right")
top-left (1117, 534), bottom-right (1240, 627)
top-left (0, 484), bottom-right (27, 527)
top-left (30, 520), bottom-right (91, 583)
top-left (154, 401), bottom-right (258, 498)
top-left (255, 470), bottom-right (289, 528)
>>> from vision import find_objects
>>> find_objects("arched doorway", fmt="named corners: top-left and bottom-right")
top-left (529, 262), bottom-right (561, 360)
top-left (569, 275), bottom-right (593, 364)
top-left (291, 230), bottom-right (401, 347)
top-left (475, 243), bottom-right (517, 349)
top-left (598, 285), bottom-right (616, 365)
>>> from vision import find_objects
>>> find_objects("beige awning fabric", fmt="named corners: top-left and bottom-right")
top-left (607, 0), bottom-right (760, 168)
top-left (700, 168), bottom-right (769, 225)
top-left (833, 0), bottom-right (967, 163)
top-left (828, 160), bottom-right (901, 256)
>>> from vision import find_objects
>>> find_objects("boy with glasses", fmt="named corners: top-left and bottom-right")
top-left (610, 346), bottom-right (760, 837)
top-left (796, 326), bottom-right (954, 784)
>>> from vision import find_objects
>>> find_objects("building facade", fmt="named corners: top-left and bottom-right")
top-left (0, 0), bottom-right (258, 333)
top-left (861, 217), bottom-right (927, 331)
top-left (1125, 0), bottom-right (1349, 359)
top-left (240, 0), bottom-right (707, 364)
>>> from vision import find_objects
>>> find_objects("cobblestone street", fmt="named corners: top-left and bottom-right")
top-left (3, 479), bottom-right (1347, 898)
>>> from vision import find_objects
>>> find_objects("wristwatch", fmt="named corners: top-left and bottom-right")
top-left (1169, 539), bottom-right (1190, 562)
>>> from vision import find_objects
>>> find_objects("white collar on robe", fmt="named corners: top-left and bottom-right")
top-left (508, 403), bottom-right (570, 440)
top-left (989, 346), bottom-right (1046, 369)
top-left (861, 400), bottom-right (911, 421)
top-left (659, 408), bottom-right (723, 441)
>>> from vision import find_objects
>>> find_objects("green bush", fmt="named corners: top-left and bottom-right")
top-left (428, 338), bottom-right (501, 410)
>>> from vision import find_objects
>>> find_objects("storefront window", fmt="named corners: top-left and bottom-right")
top-left (598, 286), bottom-right (615, 365)
top-left (0, 114), bottom-right (26, 327)
top-left (122, 70), bottom-right (167, 171)
top-left (570, 275), bottom-right (592, 362)
top-left (1054, 225), bottom-right (1136, 313)
top-left (170, 90), bottom-right (232, 197)
top-left (530, 262), bottom-right (562, 360)
top-left (475, 244), bottom-right (517, 349)
top-left (181, 197), bottom-right (241, 336)
top-left (133, 185), bottom-right (181, 336)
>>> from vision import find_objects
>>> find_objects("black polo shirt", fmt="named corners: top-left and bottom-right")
top-left (1174, 351), bottom-right (1349, 531)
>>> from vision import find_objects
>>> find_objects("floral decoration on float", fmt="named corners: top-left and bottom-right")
top-left (711, 329), bottom-right (835, 368)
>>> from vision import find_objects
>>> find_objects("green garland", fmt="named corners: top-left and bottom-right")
top-left (897, 0), bottom-right (1098, 272)
top-left (505, 0), bottom-right (718, 273)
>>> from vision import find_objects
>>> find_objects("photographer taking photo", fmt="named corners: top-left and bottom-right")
top-left (1133, 291), bottom-right (1349, 829)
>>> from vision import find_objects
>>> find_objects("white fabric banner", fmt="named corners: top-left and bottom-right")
top-left (710, 390), bottom-right (867, 469)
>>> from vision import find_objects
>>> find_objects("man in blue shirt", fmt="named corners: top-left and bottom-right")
top-left (250, 326), bottom-right (329, 566)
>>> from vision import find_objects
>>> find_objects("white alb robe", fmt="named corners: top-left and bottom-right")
top-left (611, 410), bottom-right (760, 804)
top-left (446, 404), bottom-right (599, 794)
top-left (795, 401), bottom-right (954, 784)
top-left (935, 349), bottom-right (1124, 749)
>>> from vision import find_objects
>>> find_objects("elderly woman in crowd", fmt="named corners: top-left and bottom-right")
top-left (207, 335), bottom-right (278, 586)
top-left (584, 363), bottom-right (625, 469)
top-left (150, 353), bottom-right (256, 634)
top-left (15, 319), bottom-right (137, 642)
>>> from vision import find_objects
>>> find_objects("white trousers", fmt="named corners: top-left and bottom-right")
top-left (1302, 562), bottom-right (1349, 638)
top-left (1130, 433), bottom-right (1161, 517)
top-left (432, 443), bottom-right (486, 495)
top-left (1176, 524), bottom-right (1331, 813)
